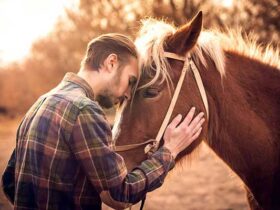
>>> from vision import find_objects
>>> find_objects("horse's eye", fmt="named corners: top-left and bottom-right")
top-left (143, 88), bottom-right (160, 98)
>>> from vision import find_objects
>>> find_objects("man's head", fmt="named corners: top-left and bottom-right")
top-left (80, 33), bottom-right (139, 109)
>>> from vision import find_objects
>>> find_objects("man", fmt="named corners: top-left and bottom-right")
top-left (2, 34), bottom-right (205, 210)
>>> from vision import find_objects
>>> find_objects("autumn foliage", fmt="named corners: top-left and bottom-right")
top-left (0, 0), bottom-right (279, 115)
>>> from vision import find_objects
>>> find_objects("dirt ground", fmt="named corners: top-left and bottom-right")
top-left (0, 116), bottom-right (248, 210)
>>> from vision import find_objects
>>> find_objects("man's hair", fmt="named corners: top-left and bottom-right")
top-left (81, 33), bottom-right (138, 70)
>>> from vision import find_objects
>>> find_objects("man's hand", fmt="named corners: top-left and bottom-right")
top-left (163, 107), bottom-right (205, 159)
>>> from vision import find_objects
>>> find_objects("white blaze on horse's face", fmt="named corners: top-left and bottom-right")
top-left (112, 100), bottom-right (128, 141)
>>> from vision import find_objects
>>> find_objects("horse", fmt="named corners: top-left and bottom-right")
top-left (112, 11), bottom-right (280, 210)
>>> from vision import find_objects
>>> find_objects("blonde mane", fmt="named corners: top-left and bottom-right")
top-left (216, 29), bottom-right (280, 69)
top-left (135, 18), bottom-right (280, 89)
top-left (135, 19), bottom-right (175, 90)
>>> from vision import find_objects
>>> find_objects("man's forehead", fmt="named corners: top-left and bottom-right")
top-left (129, 57), bottom-right (140, 78)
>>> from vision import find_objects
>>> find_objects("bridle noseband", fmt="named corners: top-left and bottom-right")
top-left (113, 52), bottom-right (209, 154)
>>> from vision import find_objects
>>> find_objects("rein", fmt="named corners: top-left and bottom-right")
top-left (113, 52), bottom-right (209, 154)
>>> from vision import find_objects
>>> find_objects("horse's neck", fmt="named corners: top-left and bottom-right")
top-left (206, 51), bottom-right (280, 140)
top-left (200, 51), bottom-right (280, 192)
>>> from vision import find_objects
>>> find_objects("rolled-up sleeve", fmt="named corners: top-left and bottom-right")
top-left (69, 105), bottom-right (175, 205)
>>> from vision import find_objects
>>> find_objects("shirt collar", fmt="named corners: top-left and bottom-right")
top-left (63, 72), bottom-right (95, 100)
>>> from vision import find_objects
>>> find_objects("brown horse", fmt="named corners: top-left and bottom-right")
top-left (113, 12), bottom-right (280, 210)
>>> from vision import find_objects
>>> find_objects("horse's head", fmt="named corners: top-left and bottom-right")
top-left (113, 12), bottom-right (209, 171)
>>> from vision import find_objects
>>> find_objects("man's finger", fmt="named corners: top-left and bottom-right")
top-left (192, 118), bottom-right (205, 134)
top-left (167, 114), bottom-right (182, 129)
top-left (180, 107), bottom-right (196, 127)
top-left (190, 127), bottom-right (202, 141)
top-left (189, 112), bottom-right (204, 130)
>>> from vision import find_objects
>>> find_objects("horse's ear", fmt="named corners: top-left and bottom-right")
top-left (167, 11), bottom-right (203, 55)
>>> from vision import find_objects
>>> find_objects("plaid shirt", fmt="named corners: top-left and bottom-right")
top-left (2, 72), bottom-right (175, 210)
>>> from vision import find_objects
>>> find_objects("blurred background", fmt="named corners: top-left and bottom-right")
top-left (0, 0), bottom-right (279, 209)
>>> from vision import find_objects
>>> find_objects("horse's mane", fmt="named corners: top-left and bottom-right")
top-left (216, 30), bottom-right (280, 70)
top-left (135, 19), bottom-right (175, 90)
top-left (135, 18), bottom-right (280, 89)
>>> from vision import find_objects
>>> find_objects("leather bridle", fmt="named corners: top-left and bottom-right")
top-left (113, 52), bottom-right (209, 154)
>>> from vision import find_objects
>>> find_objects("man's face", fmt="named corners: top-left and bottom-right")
top-left (96, 57), bottom-right (138, 109)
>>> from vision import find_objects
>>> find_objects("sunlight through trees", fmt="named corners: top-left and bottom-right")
top-left (0, 0), bottom-right (279, 115)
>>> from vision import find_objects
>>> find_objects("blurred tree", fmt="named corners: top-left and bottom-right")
top-left (0, 0), bottom-right (148, 114)
top-left (243, 0), bottom-right (279, 46)
top-left (0, 0), bottom-right (278, 115)
top-left (151, 0), bottom-right (279, 47)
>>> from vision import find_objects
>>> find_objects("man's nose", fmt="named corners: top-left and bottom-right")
top-left (124, 92), bottom-right (131, 101)
top-left (124, 88), bottom-right (131, 101)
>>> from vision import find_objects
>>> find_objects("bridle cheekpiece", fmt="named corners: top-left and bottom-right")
top-left (113, 52), bottom-right (209, 155)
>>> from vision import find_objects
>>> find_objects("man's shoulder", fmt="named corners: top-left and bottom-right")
top-left (47, 91), bottom-right (102, 113)
top-left (73, 96), bottom-right (104, 116)
top-left (41, 78), bottom-right (99, 112)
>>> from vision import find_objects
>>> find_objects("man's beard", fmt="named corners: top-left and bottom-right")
top-left (96, 65), bottom-right (124, 109)
top-left (95, 90), bottom-right (115, 109)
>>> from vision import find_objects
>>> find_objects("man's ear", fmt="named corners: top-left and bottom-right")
top-left (166, 11), bottom-right (203, 55)
top-left (103, 53), bottom-right (118, 73)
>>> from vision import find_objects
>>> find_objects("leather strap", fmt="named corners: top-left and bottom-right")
top-left (163, 52), bottom-right (186, 61)
top-left (114, 139), bottom-right (157, 152)
top-left (112, 52), bottom-right (209, 155)
top-left (145, 52), bottom-right (209, 154)
top-left (164, 51), bottom-right (209, 118)
top-left (189, 59), bottom-right (209, 118)
top-left (151, 53), bottom-right (191, 152)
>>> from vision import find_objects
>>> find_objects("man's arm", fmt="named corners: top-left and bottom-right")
top-left (69, 105), bottom-right (204, 208)
top-left (1, 118), bottom-right (26, 205)
top-left (1, 149), bottom-right (16, 204)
